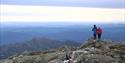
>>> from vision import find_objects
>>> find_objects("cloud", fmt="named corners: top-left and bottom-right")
top-left (0, 5), bottom-right (125, 23)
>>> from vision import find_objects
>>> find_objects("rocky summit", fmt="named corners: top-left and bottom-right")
top-left (0, 38), bottom-right (125, 63)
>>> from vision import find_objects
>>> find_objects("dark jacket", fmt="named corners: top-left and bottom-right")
top-left (92, 27), bottom-right (97, 34)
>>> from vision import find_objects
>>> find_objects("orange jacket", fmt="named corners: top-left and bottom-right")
top-left (97, 27), bottom-right (102, 34)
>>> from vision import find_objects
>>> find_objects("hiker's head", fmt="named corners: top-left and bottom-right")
top-left (98, 27), bottom-right (101, 29)
top-left (94, 25), bottom-right (97, 28)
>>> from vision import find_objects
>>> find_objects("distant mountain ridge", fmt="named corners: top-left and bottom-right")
top-left (0, 37), bottom-right (81, 60)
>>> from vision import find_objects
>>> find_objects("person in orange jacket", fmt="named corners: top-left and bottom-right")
top-left (97, 27), bottom-right (102, 40)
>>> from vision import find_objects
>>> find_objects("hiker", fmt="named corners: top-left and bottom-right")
top-left (92, 25), bottom-right (97, 40)
top-left (97, 27), bottom-right (102, 40)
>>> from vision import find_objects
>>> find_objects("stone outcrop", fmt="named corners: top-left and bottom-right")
top-left (0, 39), bottom-right (125, 63)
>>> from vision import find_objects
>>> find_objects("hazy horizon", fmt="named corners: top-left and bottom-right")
top-left (1, 21), bottom-right (125, 27)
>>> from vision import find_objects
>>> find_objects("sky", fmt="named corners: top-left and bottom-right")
top-left (0, 0), bottom-right (125, 24)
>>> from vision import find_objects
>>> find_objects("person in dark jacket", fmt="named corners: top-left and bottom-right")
top-left (97, 27), bottom-right (102, 40)
top-left (92, 25), bottom-right (97, 40)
